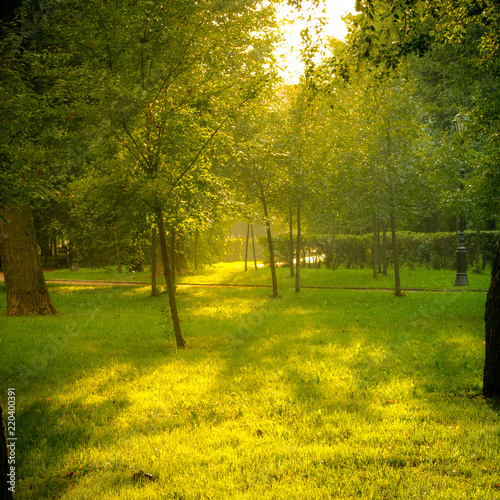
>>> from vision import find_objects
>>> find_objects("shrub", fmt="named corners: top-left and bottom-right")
top-left (260, 230), bottom-right (498, 270)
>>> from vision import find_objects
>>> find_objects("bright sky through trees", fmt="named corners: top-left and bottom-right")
top-left (275, 0), bottom-right (356, 82)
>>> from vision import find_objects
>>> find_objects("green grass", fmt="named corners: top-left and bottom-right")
top-left (178, 261), bottom-right (491, 291)
top-left (44, 266), bottom-right (152, 282)
top-left (46, 261), bottom-right (492, 291)
top-left (0, 269), bottom-right (498, 499)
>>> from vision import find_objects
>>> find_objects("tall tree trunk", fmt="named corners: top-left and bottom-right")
top-left (332, 213), bottom-right (336, 271)
top-left (484, 238), bottom-right (500, 398)
top-left (245, 223), bottom-right (250, 271)
top-left (151, 227), bottom-right (160, 296)
top-left (260, 190), bottom-right (278, 298)
top-left (0, 397), bottom-right (15, 500)
top-left (389, 206), bottom-right (403, 297)
top-left (0, 203), bottom-right (57, 316)
top-left (382, 225), bottom-right (388, 276)
top-left (295, 200), bottom-right (301, 293)
top-left (155, 209), bottom-right (186, 348)
top-left (289, 207), bottom-right (294, 277)
top-left (251, 224), bottom-right (258, 270)
top-left (372, 213), bottom-right (378, 279)
top-left (377, 221), bottom-right (381, 273)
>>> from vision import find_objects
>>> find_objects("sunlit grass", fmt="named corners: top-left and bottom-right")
top-left (178, 261), bottom-right (491, 291)
top-left (46, 261), bottom-right (492, 291)
top-left (0, 276), bottom-right (498, 499)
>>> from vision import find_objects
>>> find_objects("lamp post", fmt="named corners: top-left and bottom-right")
top-left (452, 113), bottom-right (469, 286)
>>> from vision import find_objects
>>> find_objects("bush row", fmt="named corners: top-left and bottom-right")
top-left (257, 231), bottom-right (498, 270)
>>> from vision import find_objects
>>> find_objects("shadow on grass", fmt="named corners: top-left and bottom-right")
top-left (217, 288), bottom-right (486, 425)
top-left (1, 283), bottom-right (493, 499)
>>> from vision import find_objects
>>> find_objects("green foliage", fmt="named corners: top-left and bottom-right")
top-left (186, 221), bottom-right (237, 268)
top-left (263, 231), bottom-right (499, 271)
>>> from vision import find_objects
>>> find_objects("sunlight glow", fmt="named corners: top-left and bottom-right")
top-left (275, 0), bottom-right (356, 83)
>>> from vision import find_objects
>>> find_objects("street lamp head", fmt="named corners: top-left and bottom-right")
top-left (452, 113), bottom-right (468, 133)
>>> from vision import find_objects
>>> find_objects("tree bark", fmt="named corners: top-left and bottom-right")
top-left (484, 238), bottom-right (500, 398)
top-left (0, 203), bottom-right (57, 316)
top-left (389, 206), bottom-right (403, 297)
top-left (155, 209), bottom-right (186, 348)
top-left (295, 200), bottom-right (301, 293)
top-left (0, 397), bottom-right (15, 500)
top-left (260, 190), bottom-right (278, 298)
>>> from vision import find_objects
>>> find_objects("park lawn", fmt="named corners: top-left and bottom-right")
top-left (178, 262), bottom-right (492, 290)
top-left (0, 277), bottom-right (499, 499)
top-left (47, 261), bottom-right (493, 291)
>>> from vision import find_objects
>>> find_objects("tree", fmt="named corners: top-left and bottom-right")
top-left (347, 0), bottom-right (500, 397)
top-left (484, 248), bottom-right (500, 397)
top-left (0, 1), bottom-right (63, 316)
top-left (2, 0), bottom-right (279, 341)
top-left (229, 99), bottom-right (289, 298)
top-left (0, 203), bottom-right (57, 315)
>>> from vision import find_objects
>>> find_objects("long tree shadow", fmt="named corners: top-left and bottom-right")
top-left (3, 283), bottom-right (493, 498)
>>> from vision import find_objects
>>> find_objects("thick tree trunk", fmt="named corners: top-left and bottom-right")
top-left (260, 191), bottom-right (278, 298)
top-left (0, 397), bottom-right (15, 500)
top-left (251, 224), bottom-right (258, 270)
top-left (155, 209), bottom-right (186, 348)
top-left (389, 206), bottom-right (403, 297)
top-left (295, 200), bottom-right (301, 293)
top-left (484, 239), bottom-right (500, 398)
top-left (0, 203), bottom-right (57, 316)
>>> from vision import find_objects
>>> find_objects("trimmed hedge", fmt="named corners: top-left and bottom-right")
top-left (258, 231), bottom-right (498, 270)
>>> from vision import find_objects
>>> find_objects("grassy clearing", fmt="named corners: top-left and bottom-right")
top-left (0, 271), bottom-right (498, 499)
top-left (178, 262), bottom-right (492, 290)
top-left (46, 261), bottom-right (492, 291)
